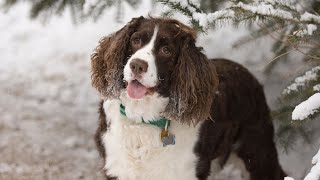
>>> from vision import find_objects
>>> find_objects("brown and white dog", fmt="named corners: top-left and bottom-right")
top-left (91, 17), bottom-right (286, 180)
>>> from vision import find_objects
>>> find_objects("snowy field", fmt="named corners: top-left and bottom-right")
top-left (0, 1), bottom-right (319, 180)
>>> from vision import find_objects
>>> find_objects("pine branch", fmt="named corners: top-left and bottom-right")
top-left (160, 1), bottom-right (320, 30)
top-left (1, 0), bottom-right (140, 23)
top-left (157, 0), bottom-right (205, 33)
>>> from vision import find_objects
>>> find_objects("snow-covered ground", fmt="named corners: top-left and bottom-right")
top-left (0, 1), bottom-right (319, 180)
top-left (0, 2), bottom-right (151, 179)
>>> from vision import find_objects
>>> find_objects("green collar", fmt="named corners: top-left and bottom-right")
top-left (120, 104), bottom-right (170, 129)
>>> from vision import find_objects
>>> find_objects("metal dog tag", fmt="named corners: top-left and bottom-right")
top-left (161, 128), bottom-right (175, 147)
top-left (162, 134), bottom-right (175, 147)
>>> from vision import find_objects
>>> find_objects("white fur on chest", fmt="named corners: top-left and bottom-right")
top-left (102, 99), bottom-right (201, 180)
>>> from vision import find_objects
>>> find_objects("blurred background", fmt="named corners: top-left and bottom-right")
top-left (0, 0), bottom-right (319, 180)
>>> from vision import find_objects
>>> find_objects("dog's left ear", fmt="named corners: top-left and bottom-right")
top-left (164, 34), bottom-right (219, 124)
top-left (91, 16), bottom-right (144, 98)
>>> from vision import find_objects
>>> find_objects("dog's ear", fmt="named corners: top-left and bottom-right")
top-left (164, 34), bottom-right (219, 125)
top-left (91, 16), bottom-right (144, 98)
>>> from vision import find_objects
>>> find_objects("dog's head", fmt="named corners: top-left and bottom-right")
top-left (91, 17), bottom-right (218, 124)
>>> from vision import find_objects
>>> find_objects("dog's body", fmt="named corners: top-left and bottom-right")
top-left (91, 17), bottom-right (286, 180)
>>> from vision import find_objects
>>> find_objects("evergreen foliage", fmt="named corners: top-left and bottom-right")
top-left (274, 67), bottom-right (320, 151)
top-left (158, 0), bottom-right (320, 65)
top-left (1, 0), bottom-right (141, 22)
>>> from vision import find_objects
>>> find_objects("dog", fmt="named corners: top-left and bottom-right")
top-left (91, 16), bottom-right (286, 180)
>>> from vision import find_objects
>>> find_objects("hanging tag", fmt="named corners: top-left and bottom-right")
top-left (161, 128), bottom-right (169, 140)
top-left (161, 128), bottom-right (175, 147)
top-left (162, 134), bottom-right (175, 147)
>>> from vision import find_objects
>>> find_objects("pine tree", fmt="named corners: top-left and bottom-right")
top-left (1, 0), bottom-right (141, 22)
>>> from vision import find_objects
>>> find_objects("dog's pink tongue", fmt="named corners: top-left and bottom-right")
top-left (127, 80), bottom-right (148, 99)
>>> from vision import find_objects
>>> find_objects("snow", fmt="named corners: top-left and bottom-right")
top-left (304, 148), bottom-right (320, 180)
top-left (192, 10), bottom-right (235, 27)
top-left (301, 12), bottom-right (320, 24)
top-left (0, 163), bottom-right (29, 174)
top-left (235, 1), bottom-right (320, 25)
top-left (266, 0), bottom-right (296, 8)
top-left (0, 1), bottom-right (152, 179)
top-left (312, 148), bottom-right (320, 166)
top-left (83, 0), bottom-right (99, 13)
top-left (188, 0), bottom-right (200, 7)
top-left (170, 0), bottom-right (197, 13)
top-left (163, 0), bottom-right (235, 28)
top-left (173, 0), bottom-right (320, 32)
top-left (285, 177), bottom-right (295, 180)
top-left (292, 93), bottom-right (320, 120)
top-left (282, 66), bottom-right (320, 95)
top-left (294, 24), bottom-right (318, 37)
top-left (313, 84), bottom-right (320, 92)
top-left (307, 24), bottom-right (317, 35)
top-left (235, 2), bottom-right (295, 20)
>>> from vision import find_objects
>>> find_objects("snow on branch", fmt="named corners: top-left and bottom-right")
top-left (314, 84), bottom-right (320, 92)
top-left (158, 0), bottom-right (320, 32)
top-left (282, 66), bottom-right (320, 95)
top-left (192, 10), bottom-right (234, 28)
top-left (230, 1), bottom-right (320, 25)
top-left (304, 148), bottom-right (320, 180)
top-left (301, 12), bottom-right (320, 24)
top-left (294, 24), bottom-right (318, 37)
top-left (292, 93), bottom-right (320, 121)
top-left (284, 177), bottom-right (295, 180)
top-left (234, 1), bottom-right (294, 20)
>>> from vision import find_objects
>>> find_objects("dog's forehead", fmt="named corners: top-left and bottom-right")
top-left (157, 22), bottom-right (180, 37)
top-left (136, 20), bottom-right (155, 32)
top-left (137, 19), bottom-right (180, 38)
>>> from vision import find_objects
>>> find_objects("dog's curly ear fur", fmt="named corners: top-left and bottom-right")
top-left (164, 34), bottom-right (219, 125)
top-left (91, 16), bottom-right (144, 98)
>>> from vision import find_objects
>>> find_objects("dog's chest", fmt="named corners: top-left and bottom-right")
top-left (102, 100), bottom-right (201, 180)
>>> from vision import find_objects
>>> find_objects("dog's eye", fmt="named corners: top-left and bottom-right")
top-left (160, 46), bottom-right (171, 57)
top-left (132, 37), bottom-right (142, 48)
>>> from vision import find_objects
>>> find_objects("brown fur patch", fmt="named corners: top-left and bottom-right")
top-left (91, 16), bottom-right (144, 98)
top-left (163, 35), bottom-right (219, 125)
top-left (139, 17), bottom-right (218, 124)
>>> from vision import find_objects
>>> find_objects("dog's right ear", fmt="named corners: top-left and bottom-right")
top-left (91, 16), bottom-right (144, 98)
top-left (164, 33), bottom-right (219, 125)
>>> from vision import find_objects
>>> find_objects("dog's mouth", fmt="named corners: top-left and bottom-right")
top-left (126, 80), bottom-right (154, 99)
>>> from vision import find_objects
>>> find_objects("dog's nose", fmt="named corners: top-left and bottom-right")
top-left (130, 59), bottom-right (148, 75)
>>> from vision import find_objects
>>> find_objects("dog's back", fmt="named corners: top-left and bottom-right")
top-left (194, 59), bottom-right (286, 180)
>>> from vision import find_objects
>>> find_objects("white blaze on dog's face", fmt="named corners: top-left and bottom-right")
top-left (123, 26), bottom-right (159, 99)
top-left (121, 19), bottom-right (186, 121)
top-left (122, 20), bottom-right (184, 101)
